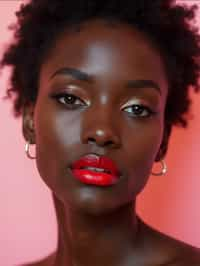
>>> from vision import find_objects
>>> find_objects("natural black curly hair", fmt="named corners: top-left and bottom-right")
top-left (1, 0), bottom-right (200, 158)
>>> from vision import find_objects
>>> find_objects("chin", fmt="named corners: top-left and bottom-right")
top-left (58, 187), bottom-right (132, 217)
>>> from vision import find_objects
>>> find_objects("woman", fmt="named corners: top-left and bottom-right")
top-left (1, 0), bottom-right (200, 265)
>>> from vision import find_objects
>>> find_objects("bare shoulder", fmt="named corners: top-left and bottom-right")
top-left (158, 234), bottom-right (200, 265)
top-left (138, 217), bottom-right (200, 265)
top-left (18, 252), bottom-right (56, 266)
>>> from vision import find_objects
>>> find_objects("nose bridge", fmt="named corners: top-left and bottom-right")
top-left (81, 102), bottom-right (121, 147)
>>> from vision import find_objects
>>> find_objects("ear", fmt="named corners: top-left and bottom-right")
top-left (22, 103), bottom-right (36, 144)
top-left (155, 123), bottom-right (172, 162)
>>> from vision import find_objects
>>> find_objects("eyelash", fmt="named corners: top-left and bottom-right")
top-left (51, 92), bottom-right (157, 118)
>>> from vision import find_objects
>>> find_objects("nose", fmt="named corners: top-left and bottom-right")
top-left (81, 110), bottom-right (121, 149)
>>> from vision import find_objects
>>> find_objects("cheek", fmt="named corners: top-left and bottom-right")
top-left (34, 105), bottom-right (81, 191)
top-left (123, 119), bottom-right (164, 195)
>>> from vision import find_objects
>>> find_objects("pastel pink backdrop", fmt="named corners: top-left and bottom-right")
top-left (0, 1), bottom-right (200, 265)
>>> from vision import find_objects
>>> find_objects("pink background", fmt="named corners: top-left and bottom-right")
top-left (0, 1), bottom-right (200, 265)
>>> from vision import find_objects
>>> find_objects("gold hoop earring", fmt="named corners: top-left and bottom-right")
top-left (151, 160), bottom-right (167, 176)
top-left (25, 140), bottom-right (36, 159)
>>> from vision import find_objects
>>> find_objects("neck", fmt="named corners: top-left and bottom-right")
top-left (52, 194), bottom-right (140, 266)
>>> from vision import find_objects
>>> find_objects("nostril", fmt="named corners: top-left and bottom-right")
top-left (88, 138), bottom-right (114, 147)
top-left (105, 140), bottom-right (114, 146)
top-left (87, 138), bottom-right (96, 144)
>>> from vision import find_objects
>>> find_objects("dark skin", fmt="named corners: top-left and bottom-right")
top-left (21, 20), bottom-right (200, 266)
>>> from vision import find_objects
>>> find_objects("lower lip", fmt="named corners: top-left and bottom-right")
top-left (71, 168), bottom-right (119, 186)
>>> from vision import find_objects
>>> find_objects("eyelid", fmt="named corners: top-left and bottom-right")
top-left (121, 98), bottom-right (144, 109)
top-left (53, 91), bottom-right (90, 106)
top-left (53, 83), bottom-right (82, 92)
top-left (67, 84), bottom-right (90, 105)
top-left (66, 84), bottom-right (80, 90)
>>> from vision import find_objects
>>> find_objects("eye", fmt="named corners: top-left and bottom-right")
top-left (51, 92), bottom-right (86, 109)
top-left (123, 104), bottom-right (156, 118)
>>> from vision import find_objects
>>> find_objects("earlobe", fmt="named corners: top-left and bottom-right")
top-left (22, 104), bottom-right (36, 144)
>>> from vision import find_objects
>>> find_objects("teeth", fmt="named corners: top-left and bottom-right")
top-left (82, 166), bottom-right (110, 173)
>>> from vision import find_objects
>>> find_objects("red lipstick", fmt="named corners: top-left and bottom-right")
top-left (70, 154), bottom-right (121, 186)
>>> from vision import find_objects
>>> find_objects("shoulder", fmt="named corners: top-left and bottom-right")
top-left (159, 236), bottom-right (200, 265)
top-left (164, 242), bottom-right (200, 265)
top-left (170, 243), bottom-right (200, 265)
top-left (18, 252), bottom-right (56, 266)
top-left (138, 217), bottom-right (200, 265)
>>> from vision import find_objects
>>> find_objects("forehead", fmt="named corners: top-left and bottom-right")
top-left (40, 19), bottom-right (168, 93)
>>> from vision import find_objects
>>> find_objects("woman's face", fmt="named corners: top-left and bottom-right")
top-left (27, 20), bottom-right (168, 214)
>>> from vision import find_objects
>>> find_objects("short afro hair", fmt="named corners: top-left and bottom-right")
top-left (1, 0), bottom-right (200, 158)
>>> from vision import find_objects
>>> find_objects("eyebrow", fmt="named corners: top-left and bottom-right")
top-left (126, 79), bottom-right (161, 95)
top-left (50, 67), bottom-right (93, 83)
top-left (50, 67), bottom-right (161, 95)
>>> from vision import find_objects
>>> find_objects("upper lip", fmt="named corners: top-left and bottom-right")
top-left (70, 154), bottom-right (121, 176)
